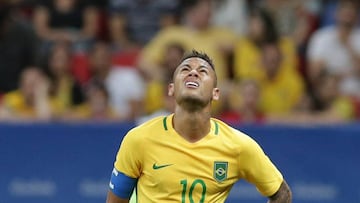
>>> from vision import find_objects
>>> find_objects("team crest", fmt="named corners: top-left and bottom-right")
top-left (213, 161), bottom-right (228, 182)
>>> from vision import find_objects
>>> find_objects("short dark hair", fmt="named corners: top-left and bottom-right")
top-left (249, 7), bottom-right (279, 43)
top-left (180, 49), bottom-right (215, 70)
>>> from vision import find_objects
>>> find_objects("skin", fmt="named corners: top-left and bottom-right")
top-left (106, 57), bottom-right (291, 203)
top-left (168, 57), bottom-right (219, 142)
top-left (268, 181), bottom-right (292, 203)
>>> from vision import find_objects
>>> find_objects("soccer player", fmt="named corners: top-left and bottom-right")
top-left (106, 50), bottom-right (292, 203)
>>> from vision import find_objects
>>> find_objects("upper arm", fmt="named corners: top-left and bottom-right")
top-left (114, 130), bottom-right (143, 177)
top-left (268, 180), bottom-right (292, 203)
top-left (107, 131), bottom-right (141, 202)
top-left (238, 136), bottom-right (283, 196)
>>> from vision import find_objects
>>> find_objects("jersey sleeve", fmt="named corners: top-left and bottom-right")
top-left (114, 129), bottom-right (143, 178)
top-left (238, 135), bottom-right (283, 197)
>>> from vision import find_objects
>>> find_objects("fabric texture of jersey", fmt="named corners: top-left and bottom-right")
top-left (113, 114), bottom-right (283, 202)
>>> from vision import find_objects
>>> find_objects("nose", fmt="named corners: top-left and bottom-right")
top-left (188, 69), bottom-right (199, 77)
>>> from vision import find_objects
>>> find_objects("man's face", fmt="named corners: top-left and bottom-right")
top-left (20, 68), bottom-right (43, 104)
top-left (188, 0), bottom-right (212, 29)
top-left (336, 2), bottom-right (359, 28)
top-left (90, 43), bottom-right (111, 73)
top-left (168, 57), bottom-right (219, 108)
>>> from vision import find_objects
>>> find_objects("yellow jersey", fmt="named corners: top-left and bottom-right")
top-left (114, 114), bottom-right (283, 202)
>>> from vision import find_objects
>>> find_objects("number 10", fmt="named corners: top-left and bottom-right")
top-left (180, 179), bottom-right (206, 203)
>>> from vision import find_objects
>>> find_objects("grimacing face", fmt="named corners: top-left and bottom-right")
top-left (168, 57), bottom-right (219, 108)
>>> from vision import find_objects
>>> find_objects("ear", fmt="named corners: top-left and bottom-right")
top-left (168, 83), bottom-right (174, 96)
top-left (212, 87), bottom-right (220, 101)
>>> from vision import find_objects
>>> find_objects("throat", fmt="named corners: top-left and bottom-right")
top-left (172, 112), bottom-right (211, 143)
top-left (179, 97), bottom-right (207, 112)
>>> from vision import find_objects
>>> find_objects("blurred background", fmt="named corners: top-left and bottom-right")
top-left (0, 0), bottom-right (360, 202)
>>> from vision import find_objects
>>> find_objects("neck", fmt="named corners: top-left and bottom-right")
top-left (112, 34), bottom-right (132, 48)
top-left (172, 106), bottom-right (212, 142)
top-left (95, 69), bottom-right (109, 81)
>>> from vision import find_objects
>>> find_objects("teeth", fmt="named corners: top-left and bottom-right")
top-left (185, 82), bottom-right (199, 87)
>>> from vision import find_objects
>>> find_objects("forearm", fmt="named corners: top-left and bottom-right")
top-left (267, 180), bottom-right (292, 203)
top-left (106, 191), bottom-right (129, 203)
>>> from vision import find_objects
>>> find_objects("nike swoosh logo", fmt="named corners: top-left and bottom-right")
top-left (153, 163), bottom-right (173, 170)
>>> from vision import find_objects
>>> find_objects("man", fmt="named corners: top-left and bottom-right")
top-left (0, 67), bottom-right (53, 121)
top-left (88, 41), bottom-right (145, 121)
top-left (138, 0), bottom-right (237, 82)
top-left (307, 0), bottom-right (360, 99)
top-left (106, 50), bottom-right (292, 202)
top-left (0, 4), bottom-right (39, 94)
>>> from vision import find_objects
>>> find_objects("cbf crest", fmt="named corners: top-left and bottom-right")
top-left (213, 161), bottom-right (228, 182)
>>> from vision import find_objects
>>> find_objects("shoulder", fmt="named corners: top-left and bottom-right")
top-left (353, 28), bottom-right (360, 36)
top-left (211, 117), bottom-right (257, 147)
top-left (310, 26), bottom-right (336, 43)
top-left (3, 91), bottom-right (23, 104)
top-left (126, 115), bottom-right (168, 139)
top-left (106, 68), bottom-right (144, 87)
top-left (154, 25), bottom-right (187, 37)
top-left (109, 68), bottom-right (143, 82)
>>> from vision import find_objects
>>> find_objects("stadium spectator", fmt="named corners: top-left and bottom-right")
top-left (43, 40), bottom-right (85, 117)
top-left (258, 0), bottom-right (320, 37)
top-left (63, 78), bottom-right (119, 121)
top-left (32, 0), bottom-right (99, 54)
top-left (0, 67), bottom-right (54, 121)
top-left (307, 0), bottom-right (360, 99)
top-left (138, 0), bottom-right (237, 83)
top-left (218, 79), bottom-right (264, 125)
top-left (108, 0), bottom-right (180, 45)
top-left (211, 0), bottom-right (248, 34)
top-left (311, 71), bottom-right (355, 121)
top-left (107, 12), bottom-right (141, 67)
top-left (88, 41), bottom-right (145, 121)
top-left (233, 7), bottom-right (297, 81)
top-left (259, 43), bottom-right (304, 115)
top-left (0, 4), bottom-right (40, 94)
top-left (268, 71), bottom-right (356, 124)
top-left (143, 43), bottom-right (184, 114)
top-left (136, 83), bottom-right (175, 125)
top-left (233, 8), bottom-right (304, 116)
top-left (243, 1), bottom-right (320, 81)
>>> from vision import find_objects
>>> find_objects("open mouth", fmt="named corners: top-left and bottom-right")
top-left (185, 81), bottom-right (199, 88)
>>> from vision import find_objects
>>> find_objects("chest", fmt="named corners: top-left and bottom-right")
top-left (139, 138), bottom-right (239, 198)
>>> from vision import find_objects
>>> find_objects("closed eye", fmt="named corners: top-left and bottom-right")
top-left (180, 65), bottom-right (191, 72)
top-left (199, 68), bottom-right (208, 74)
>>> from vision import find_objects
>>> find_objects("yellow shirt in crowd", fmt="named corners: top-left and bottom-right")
top-left (234, 37), bottom-right (304, 114)
top-left (141, 25), bottom-right (237, 82)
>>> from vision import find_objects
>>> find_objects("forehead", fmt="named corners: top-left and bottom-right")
top-left (179, 57), bottom-right (212, 69)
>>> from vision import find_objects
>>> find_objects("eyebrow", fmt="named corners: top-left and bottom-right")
top-left (180, 63), bottom-right (210, 70)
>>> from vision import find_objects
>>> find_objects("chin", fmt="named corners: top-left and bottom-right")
top-left (178, 96), bottom-right (208, 110)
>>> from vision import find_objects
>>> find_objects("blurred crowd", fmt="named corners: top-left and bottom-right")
top-left (0, 0), bottom-right (359, 125)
